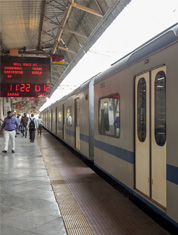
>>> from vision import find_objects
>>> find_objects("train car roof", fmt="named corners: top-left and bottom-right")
top-left (94, 23), bottom-right (178, 84)
top-left (73, 73), bottom-right (100, 95)
top-left (56, 73), bottom-right (100, 102)
top-left (42, 23), bottom-right (178, 111)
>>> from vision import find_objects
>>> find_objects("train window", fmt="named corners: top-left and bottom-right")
top-left (99, 94), bottom-right (120, 138)
top-left (66, 107), bottom-right (72, 126)
top-left (137, 78), bottom-right (146, 142)
top-left (155, 71), bottom-right (166, 146)
top-left (58, 110), bottom-right (63, 124)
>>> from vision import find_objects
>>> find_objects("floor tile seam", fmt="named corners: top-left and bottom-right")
top-left (1, 214), bottom-right (62, 231)
top-left (1, 194), bottom-right (56, 203)
top-left (0, 222), bottom-right (27, 234)
top-left (20, 231), bottom-right (41, 235)
top-left (0, 205), bottom-right (60, 219)
top-left (37, 136), bottom-right (94, 235)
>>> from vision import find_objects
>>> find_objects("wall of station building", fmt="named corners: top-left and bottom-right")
top-left (0, 97), bottom-right (11, 120)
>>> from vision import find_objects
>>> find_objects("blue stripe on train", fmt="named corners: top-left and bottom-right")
top-left (94, 139), bottom-right (134, 164)
top-left (65, 131), bottom-right (90, 143)
top-left (65, 129), bottom-right (75, 137)
top-left (167, 164), bottom-right (178, 185)
top-left (65, 132), bottom-right (178, 186)
top-left (95, 163), bottom-right (178, 228)
top-left (80, 134), bottom-right (89, 143)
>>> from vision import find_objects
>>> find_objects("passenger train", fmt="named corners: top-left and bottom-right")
top-left (41, 23), bottom-right (178, 229)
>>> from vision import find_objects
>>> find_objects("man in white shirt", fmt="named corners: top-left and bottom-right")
top-left (37, 116), bottom-right (43, 135)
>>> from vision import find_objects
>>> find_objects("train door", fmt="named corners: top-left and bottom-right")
top-left (135, 66), bottom-right (166, 208)
top-left (51, 109), bottom-right (53, 130)
top-left (75, 98), bottom-right (80, 150)
top-left (48, 109), bottom-right (50, 130)
top-left (55, 107), bottom-right (57, 135)
top-left (63, 104), bottom-right (65, 140)
top-left (51, 109), bottom-right (53, 131)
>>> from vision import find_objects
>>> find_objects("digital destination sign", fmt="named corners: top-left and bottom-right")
top-left (0, 56), bottom-right (51, 97)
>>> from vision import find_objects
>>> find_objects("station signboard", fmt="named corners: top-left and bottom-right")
top-left (16, 104), bottom-right (21, 109)
top-left (0, 56), bottom-right (51, 97)
top-left (52, 55), bottom-right (64, 64)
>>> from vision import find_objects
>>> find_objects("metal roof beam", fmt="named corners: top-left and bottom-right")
top-left (52, 74), bottom-right (61, 80)
top-left (52, 0), bottom-right (66, 8)
top-left (72, 2), bottom-right (103, 17)
top-left (18, 50), bottom-right (49, 56)
top-left (40, 43), bottom-right (54, 49)
top-left (53, 63), bottom-right (68, 70)
top-left (52, 0), bottom-right (103, 54)
top-left (51, 4), bottom-right (61, 26)
top-left (58, 45), bottom-right (77, 54)
top-left (52, 66), bottom-right (67, 75)
top-left (94, 0), bottom-right (104, 14)
top-left (42, 31), bottom-right (56, 39)
top-left (50, 4), bottom-right (87, 39)
top-left (41, 39), bottom-right (54, 45)
top-left (44, 16), bottom-right (59, 26)
top-left (52, 0), bottom-right (74, 54)
top-left (38, 0), bottom-right (47, 50)
top-left (50, 4), bottom-right (65, 12)
top-left (63, 27), bottom-right (87, 39)
top-left (52, 71), bottom-right (61, 77)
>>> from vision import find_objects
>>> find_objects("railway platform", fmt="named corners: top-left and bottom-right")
top-left (0, 130), bottom-right (171, 235)
top-left (0, 133), bottom-right (66, 235)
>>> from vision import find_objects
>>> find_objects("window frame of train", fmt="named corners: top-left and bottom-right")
top-left (66, 106), bottom-right (73, 127)
top-left (98, 93), bottom-right (120, 138)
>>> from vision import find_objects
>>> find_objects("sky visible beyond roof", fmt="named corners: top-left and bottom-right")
top-left (40, 0), bottom-right (178, 111)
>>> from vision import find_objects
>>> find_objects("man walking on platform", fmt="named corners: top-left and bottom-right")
top-left (0, 111), bottom-right (19, 153)
top-left (37, 116), bottom-right (43, 135)
top-left (21, 113), bottom-right (28, 138)
top-left (27, 114), bottom-right (38, 143)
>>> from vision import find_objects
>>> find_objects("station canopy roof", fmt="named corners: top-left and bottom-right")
top-left (0, 0), bottom-right (131, 113)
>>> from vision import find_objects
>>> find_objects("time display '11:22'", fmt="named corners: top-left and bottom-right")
top-left (0, 83), bottom-right (50, 97)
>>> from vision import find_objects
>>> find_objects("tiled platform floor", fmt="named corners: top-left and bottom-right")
top-left (0, 128), bottom-right (172, 235)
top-left (38, 129), bottom-right (170, 235)
top-left (0, 132), bottom-right (67, 235)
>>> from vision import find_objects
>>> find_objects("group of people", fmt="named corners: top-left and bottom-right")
top-left (0, 111), bottom-right (43, 153)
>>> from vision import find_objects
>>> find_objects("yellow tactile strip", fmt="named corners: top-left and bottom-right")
top-left (39, 141), bottom-right (93, 235)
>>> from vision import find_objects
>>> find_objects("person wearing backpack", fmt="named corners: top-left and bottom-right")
top-left (27, 114), bottom-right (38, 143)
top-left (21, 113), bottom-right (28, 138)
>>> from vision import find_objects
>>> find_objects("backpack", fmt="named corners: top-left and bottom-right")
top-left (29, 118), bottom-right (35, 131)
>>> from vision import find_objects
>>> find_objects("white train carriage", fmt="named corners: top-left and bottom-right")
top-left (41, 24), bottom-right (178, 228)
top-left (94, 23), bottom-right (178, 225)
top-left (45, 77), bottom-right (95, 160)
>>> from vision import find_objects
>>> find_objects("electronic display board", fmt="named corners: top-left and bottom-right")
top-left (0, 56), bottom-right (51, 97)
top-left (0, 83), bottom-right (50, 97)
